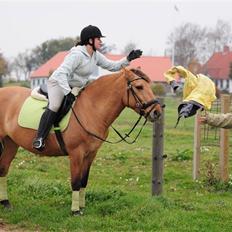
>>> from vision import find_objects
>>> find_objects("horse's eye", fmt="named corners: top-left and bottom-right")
top-left (135, 85), bottom-right (143, 90)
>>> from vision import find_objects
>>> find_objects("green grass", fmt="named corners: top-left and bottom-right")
top-left (1, 97), bottom-right (232, 231)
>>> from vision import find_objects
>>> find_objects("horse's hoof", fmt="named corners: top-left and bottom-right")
top-left (71, 210), bottom-right (84, 216)
top-left (0, 200), bottom-right (12, 209)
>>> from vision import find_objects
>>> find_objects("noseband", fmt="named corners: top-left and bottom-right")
top-left (127, 78), bottom-right (161, 117)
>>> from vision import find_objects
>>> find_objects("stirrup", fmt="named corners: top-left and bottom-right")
top-left (33, 138), bottom-right (45, 151)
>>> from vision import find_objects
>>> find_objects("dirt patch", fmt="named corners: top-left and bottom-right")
top-left (0, 219), bottom-right (38, 232)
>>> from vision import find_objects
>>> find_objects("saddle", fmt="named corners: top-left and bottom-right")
top-left (30, 84), bottom-right (78, 155)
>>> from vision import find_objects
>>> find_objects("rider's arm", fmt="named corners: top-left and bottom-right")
top-left (95, 51), bottom-right (129, 72)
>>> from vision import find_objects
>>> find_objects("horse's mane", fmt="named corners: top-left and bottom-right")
top-left (130, 68), bottom-right (151, 83)
top-left (77, 71), bottom-right (121, 97)
top-left (78, 68), bottom-right (151, 97)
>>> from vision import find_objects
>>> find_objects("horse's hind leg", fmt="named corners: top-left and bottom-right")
top-left (0, 136), bottom-right (19, 208)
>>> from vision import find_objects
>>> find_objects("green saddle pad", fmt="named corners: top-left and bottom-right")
top-left (18, 97), bottom-right (72, 132)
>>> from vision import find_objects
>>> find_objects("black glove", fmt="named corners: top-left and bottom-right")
top-left (127, 49), bottom-right (143, 61)
top-left (178, 102), bottom-right (202, 118)
top-left (175, 102), bottom-right (202, 128)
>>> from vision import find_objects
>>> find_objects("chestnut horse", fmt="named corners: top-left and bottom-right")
top-left (0, 68), bottom-right (162, 215)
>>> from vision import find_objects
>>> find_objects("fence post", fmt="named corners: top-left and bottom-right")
top-left (152, 98), bottom-right (164, 196)
top-left (193, 111), bottom-right (201, 180)
top-left (219, 94), bottom-right (230, 182)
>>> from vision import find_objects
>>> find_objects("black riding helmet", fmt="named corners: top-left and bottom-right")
top-left (76, 25), bottom-right (105, 49)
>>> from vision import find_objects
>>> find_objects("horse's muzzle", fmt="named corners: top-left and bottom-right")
top-left (147, 103), bottom-right (165, 122)
top-left (148, 110), bottom-right (161, 122)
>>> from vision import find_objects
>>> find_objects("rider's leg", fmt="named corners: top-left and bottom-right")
top-left (32, 108), bottom-right (57, 150)
top-left (33, 80), bottom-right (65, 150)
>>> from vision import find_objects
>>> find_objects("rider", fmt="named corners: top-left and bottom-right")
top-left (33, 25), bottom-right (143, 151)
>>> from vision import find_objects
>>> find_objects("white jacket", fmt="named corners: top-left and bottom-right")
top-left (49, 46), bottom-right (129, 95)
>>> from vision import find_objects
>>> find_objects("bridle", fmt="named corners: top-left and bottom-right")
top-left (71, 76), bottom-right (161, 144)
top-left (127, 77), bottom-right (161, 117)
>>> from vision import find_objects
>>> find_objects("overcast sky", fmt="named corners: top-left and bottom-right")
top-left (1, 0), bottom-right (232, 59)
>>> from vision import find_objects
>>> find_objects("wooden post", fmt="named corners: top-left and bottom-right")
top-left (219, 94), bottom-right (230, 182)
top-left (152, 98), bottom-right (164, 196)
top-left (193, 111), bottom-right (201, 180)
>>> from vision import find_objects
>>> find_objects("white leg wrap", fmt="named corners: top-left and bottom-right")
top-left (79, 188), bottom-right (86, 208)
top-left (0, 177), bottom-right (8, 201)
top-left (71, 191), bottom-right (79, 212)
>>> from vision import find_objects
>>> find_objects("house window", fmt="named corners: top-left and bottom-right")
top-left (226, 79), bottom-right (229, 88)
top-left (220, 80), bottom-right (223, 88)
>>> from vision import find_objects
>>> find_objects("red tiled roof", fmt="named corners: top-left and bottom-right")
top-left (30, 51), bottom-right (68, 78)
top-left (30, 51), bottom-right (172, 82)
top-left (203, 49), bottom-right (232, 80)
top-left (106, 54), bottom-right (171, 82)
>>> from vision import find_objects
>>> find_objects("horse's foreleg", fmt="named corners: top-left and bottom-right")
top-left (79, 165), bottom-right (91, 209)
top-left (70, 151), bottom-right (84, 216)
top-left (0, 137), bottom-right (19, 208)
top-left (79, 150), bottom-right (97, 211)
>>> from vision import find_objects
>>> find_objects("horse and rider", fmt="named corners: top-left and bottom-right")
top-left (0, 25), bottom-right (162, 215)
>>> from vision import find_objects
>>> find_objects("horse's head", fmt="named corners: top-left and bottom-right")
top-left (122, 68), bottom-right (163, 122)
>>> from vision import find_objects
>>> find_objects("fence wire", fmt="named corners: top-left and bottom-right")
top-left (201, 96), bottom-right (232, 147)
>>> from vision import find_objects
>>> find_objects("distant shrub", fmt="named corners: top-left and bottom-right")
top-left (172, 149), bottom-right (192, 161)
top-left (4, 80), bottom-right (30, 88)
top-left (151, 83), bottom-right (165, 96)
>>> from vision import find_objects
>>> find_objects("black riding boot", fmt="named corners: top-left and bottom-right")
top-left (33, 108), bottom-right (57, 151)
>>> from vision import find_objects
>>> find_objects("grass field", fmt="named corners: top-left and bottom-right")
top-left (0, 97), bottom-right (232, 231)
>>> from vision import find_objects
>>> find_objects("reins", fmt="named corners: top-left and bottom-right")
top-left (70, 76), bottom-right (161, 144)
top-left (71, 107), bottom-right (147, 144)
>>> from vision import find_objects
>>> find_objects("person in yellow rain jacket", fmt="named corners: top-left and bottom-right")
top-left (200, 112), bottom-right (232, 129)
top-left (164, 66), bottom-right (217, 126)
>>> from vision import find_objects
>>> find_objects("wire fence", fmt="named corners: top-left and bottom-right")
top-left (201, 95), bottom-right (232, 147)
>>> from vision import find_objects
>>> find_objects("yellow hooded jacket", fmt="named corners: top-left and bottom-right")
top-left (164, 66), bottom-right (216, 110)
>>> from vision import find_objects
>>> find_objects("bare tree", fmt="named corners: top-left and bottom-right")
top-left (11, 37), bottom-right (77, 81)
top-left (166, 22), bottom-right (207, 66)
top-left (205, 20), bottom-right (232, 56)
top-left (12, 51), bottom-right (32, 81)
top-left (166, 20), bottom-right (232, 66)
